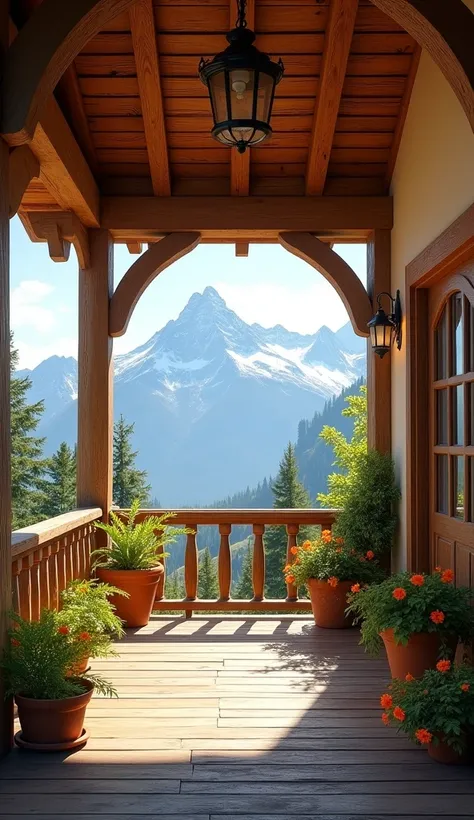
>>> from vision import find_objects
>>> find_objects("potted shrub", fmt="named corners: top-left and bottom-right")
top-left (60, 579), bottom-right (127, 674)
top-left (283, 530), bottom-right (384, 628)
top-left (347, 569), bottom-right (474, 678)
top-left (94, 500), bottom-right (192, 627)
top-left (380, 662), bottom-right (474, 764)
top-left (2, 609), bottom-right (115, 751)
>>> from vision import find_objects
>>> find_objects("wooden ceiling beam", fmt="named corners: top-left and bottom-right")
top-left (229, 0), bottom-right (254, 197)
top-left (305, 0), bottom-right (359, 196)
top-left (129, 0), bottom-right (170, 196)
top-left (235, 242), bottom-right (249, 257)
top-left (55, 64), bottom-right (100, 178)
top-left (8, 145), bottom-right (39, 217)
top-left (126, 241), bottom-right (143, 254)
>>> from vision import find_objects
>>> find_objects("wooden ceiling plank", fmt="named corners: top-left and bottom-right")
top-left (305, 0), bottom-right (359, 196)
top-left (129, 0), bottom-right (170, 196)
top-left (384, 44), bottom-right (421, 190)
top-left (56, 64), bottom-right (99, 177)
top-left (230, 0), bottom-right (254, 197)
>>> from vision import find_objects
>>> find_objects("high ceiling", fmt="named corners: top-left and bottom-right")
top-left (13, 0), bottom-right (419, 216)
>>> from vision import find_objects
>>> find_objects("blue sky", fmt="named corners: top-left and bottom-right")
top-left (10, 215), bottom-right (367, 369)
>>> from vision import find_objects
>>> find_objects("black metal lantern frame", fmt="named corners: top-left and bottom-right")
top-left (367, 291), bottom-right (402, 358)
top-left (199, 0), bottom-right (284, 153)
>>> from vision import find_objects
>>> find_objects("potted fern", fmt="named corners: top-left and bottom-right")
top-left (94, 500), bottom-right (192, 627)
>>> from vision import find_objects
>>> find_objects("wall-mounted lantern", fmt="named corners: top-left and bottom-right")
top-left (368, 291), bottom-right (402, 358)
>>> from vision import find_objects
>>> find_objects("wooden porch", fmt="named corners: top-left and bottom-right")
top-left (2, 615), bottom-right (474, 817)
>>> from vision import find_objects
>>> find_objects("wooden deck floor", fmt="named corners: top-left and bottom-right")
top-left (1, 615), bottom-right (474, 818)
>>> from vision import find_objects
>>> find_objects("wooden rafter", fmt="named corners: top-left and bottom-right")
top-left (229, 0), bottom-right (254, 197)
top-left (129, 0), bottom-right (170, 196)
top-left (305, 0), bottom-right (359, 196)
top-left (235, 242), bottom-right (249, 257)
top-left (56, 64), bottom-right (99, 178)
top-left (126, 242), bottom-right (143, 254)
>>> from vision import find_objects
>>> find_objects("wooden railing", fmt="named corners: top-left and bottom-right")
top-left (133, 509), bottom-right (337, 614)
top-left (11, 508), bottom-right (102, 619)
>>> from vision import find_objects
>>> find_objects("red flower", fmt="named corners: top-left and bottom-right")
top-left (79, 632), bottom-right (91, 641)
top-left (415, 728), bottom-right (432, 745)
top-left (57, 625), bottom-right (69, 635)
top-left (461, 683), bottom-right (470, 692)
top-left (290, 546), bottom-right (299, 555)
top-left (441, 569), bottom-right (454, 584)
top-left (10, 638), bottom-right (20, 648)
top-left (366, 550), bottom-right (374, 560)
top-left (335, 537), bottom-right (344, 545)
top-left (381, 712), bottom-right (390, 725)
top-left (380, 693), bottom-right (393, 709)
top-left (410, 574), bottom-right (424, 586)
top-left (393, 706), bottom-right (406, 722)
top-left (392, 587), bottom-right (407, 601)
top-left (430, 610), bottom-right (445, 624)
top-left (436, 659), bottom-right (451, 673)
top-left (351, 583), bottom-right (361, 594)
top-left (405, 673), bottom-right (415, 682)
top-left (327, 576), bottom-right (339, 588)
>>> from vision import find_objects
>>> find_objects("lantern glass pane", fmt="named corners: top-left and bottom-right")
top-left (208, 72), bottom-right (228, 123)
top-left (229, 68), bottom-right (255, 120)
top-left (256, 72), bottom-right (275, 122)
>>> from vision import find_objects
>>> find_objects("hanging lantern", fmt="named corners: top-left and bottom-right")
top-left (368, 291), bottom-right (402, 358)
top-left (199, 0), bottom-right (284, 153)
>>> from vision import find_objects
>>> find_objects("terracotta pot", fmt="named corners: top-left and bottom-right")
top-left (307, 579), bottom-right (354, 628)
top-left (96, 565), bottom-right (164, 627)
top-left (67, 656), bottom-right (90, 677)
top-left (15, 680), bottom-right (93, 747)
top-left (428, 733), bottom-right (472, 765)
top-left (380, 629), bottom-right (458, 679)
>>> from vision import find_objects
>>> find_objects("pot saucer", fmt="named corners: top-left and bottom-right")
top-left (14, 727), bottom-right (89, 752)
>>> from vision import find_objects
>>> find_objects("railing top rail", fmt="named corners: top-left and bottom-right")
top-left (129, 508), bottom-right (339, 526)
top-left (11, 507), bottom-right (103, 560)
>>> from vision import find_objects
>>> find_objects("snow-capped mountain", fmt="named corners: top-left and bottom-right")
top-left (19, 287), bottom-right (366, 504)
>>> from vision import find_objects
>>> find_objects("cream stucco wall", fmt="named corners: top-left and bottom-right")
top-left (390, 18), bottom-right (474, 567)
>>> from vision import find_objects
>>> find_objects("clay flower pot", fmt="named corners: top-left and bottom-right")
top-left (67, 656), bottom-right (90, 677)
top-left (15, 680), bottom-right (93, 749)
top-left (307, 579), bottom-right (354, 629)
top-left (96, 565), bottom-right (164, 627)
top-left (428, 734), bottom-right (472, 765)
top-left (380, 629), bottom-right (458, 679)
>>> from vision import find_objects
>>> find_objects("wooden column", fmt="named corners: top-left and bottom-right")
top-left (366, 229), bottom-right (392, 454)
top-left (77, 230), bottom-right (113, 518)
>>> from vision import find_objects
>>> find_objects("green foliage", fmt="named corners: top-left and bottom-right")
top-left (113, 415), bottom-right (151, 507)
top-left (165, 572), bottom-right (184, 599)
top-left (94, 499), bottom-right (193, 570)
top-left (234, 539), bottom-right (254, 599)
top-left (198, 547), bottom-right (219, 599)
top-left (1, 610), bottom-right (116, 700)
top-left (333, 449), bottom-right (400, 557)
top-left (381, 664), bottom-right (474, 754)
top-left (40, 442), bottom-right (77, 518)
top-left (11, 338), bottom-right (46, 528)
top-left (347, 569), bottom-right (474, 657)
top-left (284, 531), bottom-right (383, 588)
top-left (318, 385), bottom-right (367, 509)
top-left (60, 579), bottom-right (126, 659)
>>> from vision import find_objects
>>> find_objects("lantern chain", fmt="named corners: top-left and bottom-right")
top-left (236, 0), bottom-right (247, 28)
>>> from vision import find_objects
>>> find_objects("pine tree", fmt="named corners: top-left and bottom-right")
top-left (11, 338), bottom-right (46, 528)
top-left (264, 443), bottom-right (312, 598)
top-left (165, 571), bottom-right (184, 599)
top-left (40, 442), bottom-right (77, 517)
top-left (234, 538), bottom-right (254, 599)
top-left (198, 547), bottom-right (219, 599)
top-left (317, 385), bottom-right (367, 508)
top-left (113, 415), bottom-right (151, 507)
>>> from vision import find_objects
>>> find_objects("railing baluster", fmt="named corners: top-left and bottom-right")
top-left (57, 537), bottom-right (67, 603)
top-left (39, 545), bottom-right (51, 611)
top-left (286, 524), bottom-right (299, 602)
top-left (30, 549), bottom-right (42, 621)
top-left (156, 548), bottom-right (166, 602)
top-left (48, 541), bottom-right (60, 611)
top-left (18, 556), bottom-right (32, 621)
top-left (184, 527), bottom-right (198, 600)
top-left (11, 559), bottom-right (21, 615)
top-left (218, 523), bottom-right (232, 602)
top-left (252, 524), bottom-right (265, 602)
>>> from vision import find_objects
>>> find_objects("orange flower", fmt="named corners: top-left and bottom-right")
top-left (393, 706), bottom-right (406, 722)
top-left (10, 638), bottom-right (20, 648)
top-left (381, 712), bottom-right (390, 725)
top-left (327, 576), bottom-right (339, 588)
top-left (441, 569), bottom-right (454, 584)
top-left (410, 574), bottom-right (424, 586)
top-left (415, 728), bottom-right (432, 745)
top-left (461, 683), bottom-right (470, 692)
top-left (79, 632), bottom-right (91, 641)
top-left (57, 625), bottom-right (69, 635)
top-left (284, 564), bottom-right (292, 572)
top-left (380, 693), bottom-right (393, 709)
top-left (286, 574), bottom-right (295, 585)
top-left (434, 566), bottom-right (442, 573)
top-left (430, 610), bottom-right (445, 624)
top-left (322, 529), bottom-right (331, 537)
top-left (436, 659), bottom-right (451, 673)
top-left (303, 543), bottom-right (312, 551)
top-left (405, 673), bottom-right (415, 682)
top-left (392, 587), bottom-right (407, 601)
top-left (351, 583), bottom-right (361, 594)
top-left (366, 550), bottom-right (374, 560)
top-left (335, 537), bottom-right (344, 545)
top-left (294, 557), bottom-right (301, 565)
top-left (290, 546), bottom-right (298, 555)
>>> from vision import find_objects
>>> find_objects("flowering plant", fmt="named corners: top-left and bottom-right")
top-left (59, 579), bottom-right (126, 661)
top-left (347, 569), bottom-right (474, 656)
top-left (380, 662), bottom-right (474, 754)
top-left (1, 610), bottom-right (116, 700)
top-left (282, 530), bottom-right (384, 589)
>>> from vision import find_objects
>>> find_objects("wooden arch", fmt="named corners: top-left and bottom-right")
top-left (279, 233), bottom-right (372, 338)
top-left (2, 0), bottom-right (474, 145)
top-left (109, 232), bottom-right (201, 338)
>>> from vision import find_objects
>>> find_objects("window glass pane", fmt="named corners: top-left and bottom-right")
top-left (435, 305), bottom-right (448, 379)
top-left (436, 389), bottom-right (448, 445)
top-left (452, 293), bottom-right (463, 375)
top-left (453, 385), bottom-right (464, 445)
top-left (436, 455), bottom-right (449, 514)
top-left (454, 456), bottom-right (464, 520)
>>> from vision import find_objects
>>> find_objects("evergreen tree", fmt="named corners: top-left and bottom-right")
top-left (264, 443), bottom-right (312, 598)
top-left (40, 442), bottom-right (76, 517)
top-left (198, 547), bottom-right (219, 599)
top-left (113, 415), bottom-right (151, 507)
top-left (11, 338), bottom-right (46, 528)
top-left (234, 538), bottom-right (254, 599)
top-left (165, 571), bottom-right (184, 599)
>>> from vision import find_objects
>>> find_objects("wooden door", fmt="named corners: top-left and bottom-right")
top-left (429, 264), bottom-right (474, 586)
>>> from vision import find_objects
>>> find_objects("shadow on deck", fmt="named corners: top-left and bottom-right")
top-left (1, 616), bottom-right (474, 818)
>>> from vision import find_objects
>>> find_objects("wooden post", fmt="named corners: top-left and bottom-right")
top-left (77, 229), bottom-right (113, 520)
top-left (218, 524), bottom-right (232, 602)
top-left (367, 229), bottom-right (392, 454)
top-left (252, 524), bottom-right (265, 602)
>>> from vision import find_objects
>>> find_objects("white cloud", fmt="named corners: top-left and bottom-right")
top-left (11, 279), bottom-right (56, 333)
top-left (15, 337), bottom-right (77, 371)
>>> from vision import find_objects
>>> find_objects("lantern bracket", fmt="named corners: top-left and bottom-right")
top-left (376, 290), bottom-right (402, 350)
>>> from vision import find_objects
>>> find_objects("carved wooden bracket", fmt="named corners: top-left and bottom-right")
top-left (9, 146), bottom-right (40, 217)
top-left (21, 211), bottom-right (90, 268)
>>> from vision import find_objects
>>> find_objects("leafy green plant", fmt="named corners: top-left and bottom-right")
top-left (380, 662), bottom-right (474, 753)
top-left (283, 530), bottom-right (384, 589)
top-left (347, 569), bottom-right (474, 656)
top-left (93, 499), bottom-right (193, 570)
top-left (318, 385), bottom-right (367, 510)
top-left (60, 579), bottom-right (126, 660)
top-left (1, 610), bottom-right (116, 700)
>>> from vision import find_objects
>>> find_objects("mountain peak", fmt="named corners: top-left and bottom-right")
top-left (187, 286), bottom-right (227, 310)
